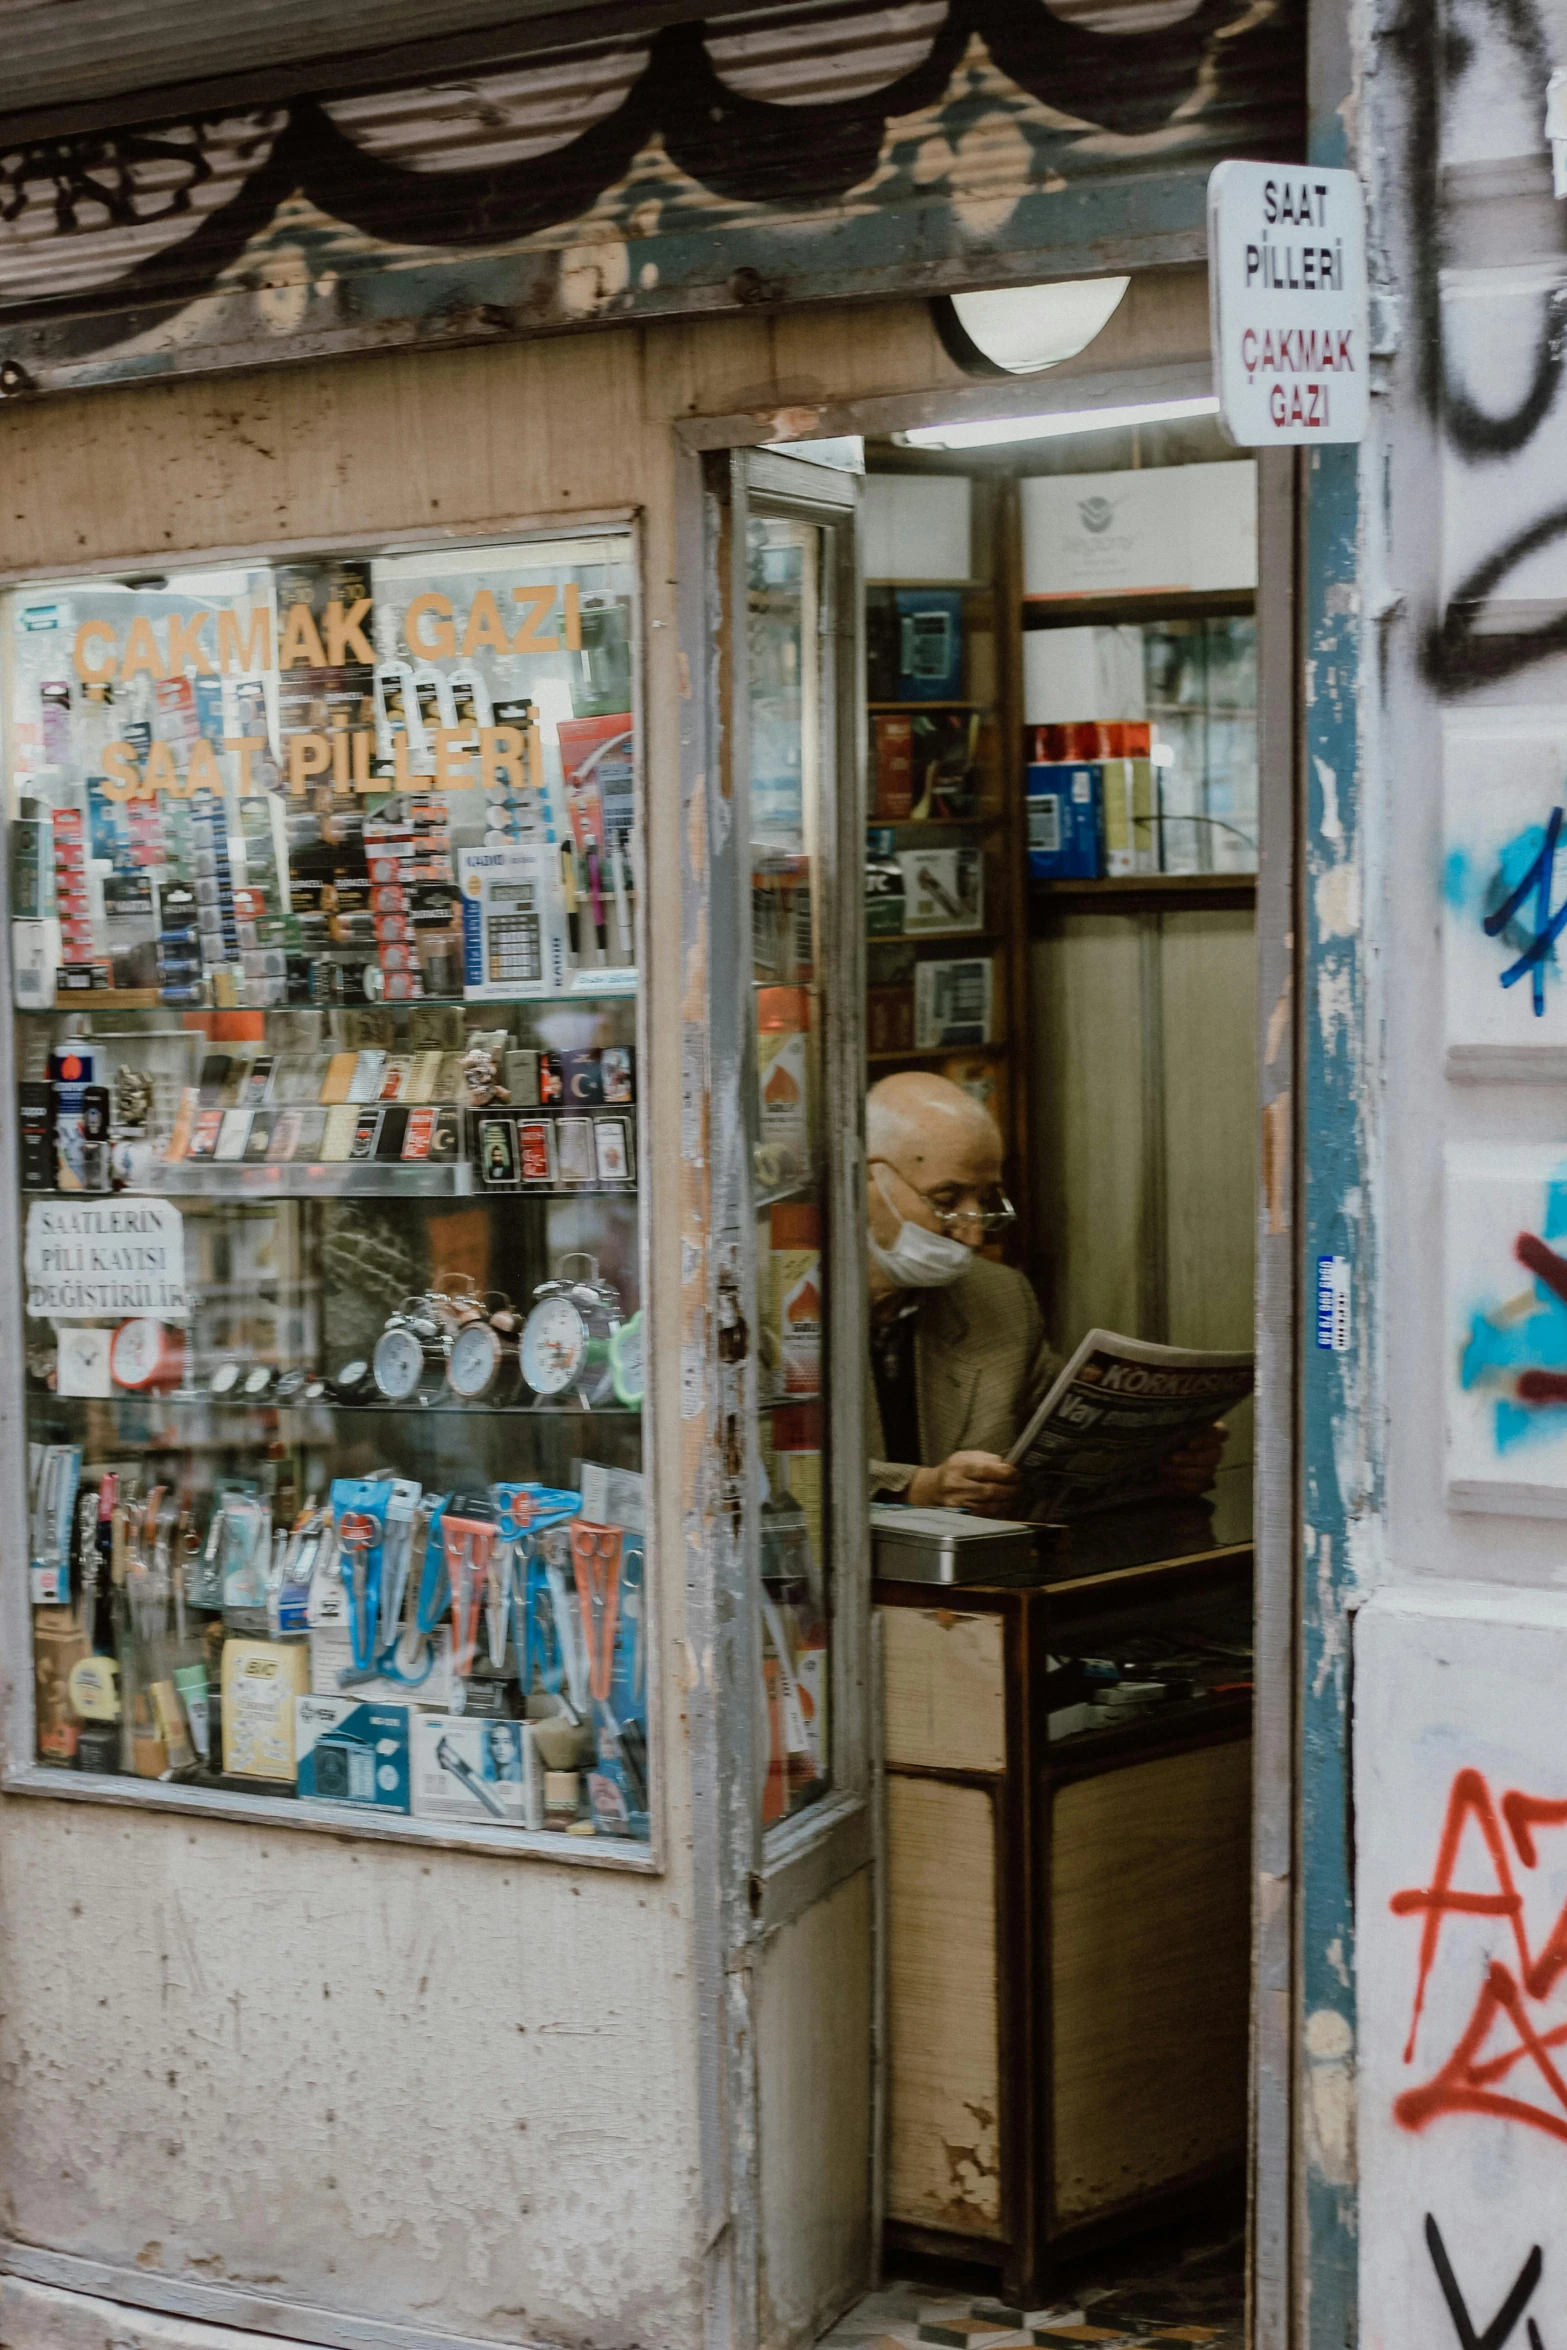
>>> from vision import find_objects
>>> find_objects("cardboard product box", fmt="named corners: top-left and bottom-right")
top-left (1026, 764), bottom-right (1102, 880)
top-left (222, 1638), bottom-right (309, 1781)
top-left (296, 1696), bottom-right (411, 1813)
top-left (899, 845), bottom-right (983, 934)
top-left (1098, 756), bottom-right (1159, 876)
top-left (914, 957), bottom-right (995, 1049)
top-left (1027, 720), bottom-right (1151, 763)
top-left (865, 858), bottom-right (906, 938)
top-left (309, 1623), bottom-right (455, 1711)
top-left (894, 589), bottom-right (964, 701)
top-left (410, 1713), bottom-right (542, 1829)
top-left (867, 983), bottom-right (916, 1055)
top-left (908, 709), bottom-right (982, 820)
top-left (870, 714), bottom-right (914, 820)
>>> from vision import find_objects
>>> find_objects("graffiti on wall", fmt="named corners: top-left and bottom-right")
top-left (1357, 1593), bottom-right (1567, 2350)
top-left (1390, 0), bottom-right (1567, 694)
top-left (0, 0), bottom-right (1303, 390)
top-left (1443, 720), bottom-right (1567, 1065)
top-left (1444, 1144), bottom-right (1567, 1505)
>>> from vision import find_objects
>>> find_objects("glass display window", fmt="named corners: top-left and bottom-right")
top-left (0, 525), bottom-right (653, 1857)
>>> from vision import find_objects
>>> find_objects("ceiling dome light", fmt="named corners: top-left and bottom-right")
top-left (935, 277), bottom-right (1131, 376)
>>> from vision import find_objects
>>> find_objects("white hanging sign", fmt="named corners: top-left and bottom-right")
top-left (1207, 160), bottom-right (1370, 445)
top-left (26, 1197), bottom-right (191, 1322)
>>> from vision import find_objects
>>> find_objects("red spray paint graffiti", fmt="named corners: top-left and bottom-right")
top-left (1392, 1768), bottom-right (1567, 2140)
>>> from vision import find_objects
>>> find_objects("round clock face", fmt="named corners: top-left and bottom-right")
top-left (520, 1294), bottom-right (589, 1397)
top-left (373, 1323), bottom-right (428, 1402)
top-left (111, 1317), bottom-right (172, 1391)
top-left (209, 1361), bottom-right (242, 1398)
top-left (448, 1320), bottom-right (504, 1401)
top-left (609, 1310), bottom-right (644, 1407)
top-left (242, 1366), bottom-right (273, 1398)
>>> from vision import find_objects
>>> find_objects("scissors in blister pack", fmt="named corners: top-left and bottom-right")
top-left (336, 1509), bottom-right (383, 1676)
top-left (542, 1526), bottom-right (589, 1718)
top-left (569, 1521), bottom-right (624, 1706)
top-left (444, 1498), bottom-right (498, 1680)
top-left (619, 1538), bottom-right (647, 1708)
top-left (379, 1496), bottom-right (448, 1688)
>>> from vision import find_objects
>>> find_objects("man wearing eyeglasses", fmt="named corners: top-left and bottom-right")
top-left (866, 1071), bottom-right (1221, 1516)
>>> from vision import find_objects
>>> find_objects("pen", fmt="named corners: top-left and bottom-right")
top-left (559, 840), bottom-right (581, 960)
top-left (585, 835), bottom-right (607, 954)
top-left (611, 826), bottom-right (633, 964)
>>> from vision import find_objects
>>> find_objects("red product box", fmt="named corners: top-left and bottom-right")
top-left (871, 715), bottom-right (915, 821)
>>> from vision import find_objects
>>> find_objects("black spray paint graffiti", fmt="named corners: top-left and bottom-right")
top-left (1427, 2215), bottom-right (1547, 2350)
top-left (1392, 0), bottom-right (1567, 691)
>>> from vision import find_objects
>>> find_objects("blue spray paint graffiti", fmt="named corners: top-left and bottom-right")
top-left (1461, 1171), bottom-right (1567, 1448)
top-left (1482, 809), bottom-right (1567, 1016)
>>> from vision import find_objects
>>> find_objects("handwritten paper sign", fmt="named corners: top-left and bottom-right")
top-left (26, 1198), bottom-right (190, 1322)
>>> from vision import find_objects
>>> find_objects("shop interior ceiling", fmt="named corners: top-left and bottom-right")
top-left (0, 0), bottom-right (1303, 398)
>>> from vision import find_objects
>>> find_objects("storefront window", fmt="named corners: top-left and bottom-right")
top-left (748, 511), bottom-right (833, 1826)
top-left (5, 529), bottom-right (650, 1852)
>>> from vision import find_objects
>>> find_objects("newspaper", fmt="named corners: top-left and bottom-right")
top-left (1007, 1329), bottom-right (1255, 1520)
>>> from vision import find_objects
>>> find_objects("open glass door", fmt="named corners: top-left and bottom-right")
top-left (707, 442), bottom-right (874, 2344)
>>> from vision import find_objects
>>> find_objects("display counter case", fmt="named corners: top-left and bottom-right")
top-left (1, 525), bottom-right (657, 1858)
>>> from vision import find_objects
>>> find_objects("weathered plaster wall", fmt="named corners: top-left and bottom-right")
top-left (1353, 1), bottom-right (1567, 2347)
top-left (0, 280), bottom-right (1217, 2350)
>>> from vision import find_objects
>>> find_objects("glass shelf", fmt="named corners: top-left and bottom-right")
top-left (24, 1172), bottom-right (637, 1201)
top-left (31, 1392), bottom-right (642, 1419)
top-left (21, 976), bottom-right (639, 1016)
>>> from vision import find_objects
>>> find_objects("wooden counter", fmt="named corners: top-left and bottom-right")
top-left (878, 1537), bottom-right (1252, 2302)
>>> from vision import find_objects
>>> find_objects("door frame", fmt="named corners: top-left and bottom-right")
top-left (673, 378), bottom-right (1302, 2350)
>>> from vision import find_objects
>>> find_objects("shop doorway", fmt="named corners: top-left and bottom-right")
top-left (683, 279), bottom-right (1297, 2348)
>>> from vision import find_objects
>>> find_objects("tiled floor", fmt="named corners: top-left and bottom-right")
top-left (819, 2223), bottom-right (1245, 2350)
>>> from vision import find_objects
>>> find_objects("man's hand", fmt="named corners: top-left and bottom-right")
top-left (1157, 1421), bottom-right (1227, 1499)
top-left (908, 1450), bottom-right (1024, 1516)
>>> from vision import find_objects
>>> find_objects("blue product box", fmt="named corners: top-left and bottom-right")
top-left (893, 589), bottom-right (964, 701)
top-left (295, 1696), bottom-right (411, 1812)
top-left (1026, 763), bottom-right (1103, 880)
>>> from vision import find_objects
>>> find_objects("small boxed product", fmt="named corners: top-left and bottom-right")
top-left (309, 1622), bottom-right (455, 1711)
top-left (222, 1638), bottom-right (309, 1781)
top-left (296, 1696), bottom-right (411, 1813)
top-left (898, 846), bottom-right (983, 934)
top-left (914, 957), bottom-right (995, 1049)
top-left (867, 983), bottom-right (915, 1056)
top-left (1027, 763), bottom-right (1102, 880)
top-left (870, 714), bottom-right (914, 820)
top-left (410, 1713), bottom-right (541, 1828)
top-left (894, 588), bottom-right (964, 701)
top-left (1100, 756), bottom-right (1158, 877)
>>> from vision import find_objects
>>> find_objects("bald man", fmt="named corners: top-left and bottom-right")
top-left (865, 1072), bottom-right (1052, 1515)
top-left (865, 1072), bottom-right (1221, 1516)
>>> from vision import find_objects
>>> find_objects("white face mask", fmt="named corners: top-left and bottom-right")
top-left (867, 1166), bottom-right (975, 1290)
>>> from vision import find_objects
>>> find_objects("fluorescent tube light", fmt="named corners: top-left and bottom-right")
top-left (899, 395), bottom-right (1221, 452)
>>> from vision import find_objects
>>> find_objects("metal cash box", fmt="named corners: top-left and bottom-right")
top-left (870, 1503), bottom-right (1039, 1586)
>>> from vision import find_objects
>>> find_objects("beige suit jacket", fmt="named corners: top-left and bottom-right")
top-left (866, 1255), bottom-right (1061, 1495)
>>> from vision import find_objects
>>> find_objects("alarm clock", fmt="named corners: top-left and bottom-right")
top-left (519, 1255), bottom-right (622, 1406)
top-left (329, 1357), bottom-right (377, 1405)
top-left (372, 1300), bottom-right (447, 1403)
top-left (110, 1318), bottom-right (184, 1393)
top-left (446, 1299), bottom-right (524, 1403)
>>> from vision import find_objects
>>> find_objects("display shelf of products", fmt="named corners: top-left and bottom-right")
top-left (32, 1392), bottom-right (644, 1420)
top-left (7, 527), bottom-right (659, 1854)
top-left (866, 1042), bottom-right (1006, 1066)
